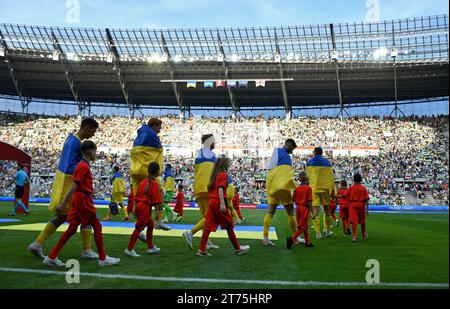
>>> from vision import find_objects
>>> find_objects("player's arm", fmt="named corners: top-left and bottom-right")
top-left (56, 182), bottom-right (78, 214)
top-left (219, 187), bottom-right (226, 214)
top-left (364, 194), bottom-right (370, 215)
top-left (307, 201), bottom-right (314, 218)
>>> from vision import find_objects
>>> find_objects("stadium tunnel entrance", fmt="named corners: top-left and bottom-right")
top-left (0, 141), bottom-right (31, 212)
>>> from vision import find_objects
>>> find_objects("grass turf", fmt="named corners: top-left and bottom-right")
top-left (0, 202), bottom-right (448, 289)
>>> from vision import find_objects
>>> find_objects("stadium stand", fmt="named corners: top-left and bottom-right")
top-left (0, 113), bottom-right (448, 206)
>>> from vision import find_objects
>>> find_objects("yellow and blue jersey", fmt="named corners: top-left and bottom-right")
top-left (305, 155), bottom-right (336, 193)
top-left (130, 124), bottom-right (163, 178)
top-left (266, 147), bottom-right (296, 195)
top-left (49, 133), bottom-right (81, 212)
top-left (57, 134), bottom-right (82, 175)
top-left (226, 175), bottom-right (235, 204)
top-left (111, 172), bottom-right (125, 194)
top-left (164, 168), bottom-right (175, 192)
top-left (193, 147), bottom-right (216, 195)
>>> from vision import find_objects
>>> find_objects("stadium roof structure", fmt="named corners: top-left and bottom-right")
top-left (0, 14), bottom-right (448, 117)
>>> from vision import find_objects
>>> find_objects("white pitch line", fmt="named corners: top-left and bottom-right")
top-left (0, 267), bottom-right (447, 288)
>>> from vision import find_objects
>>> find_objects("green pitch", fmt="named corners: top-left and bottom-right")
top-left (0, 202), bottom-right (448, 289)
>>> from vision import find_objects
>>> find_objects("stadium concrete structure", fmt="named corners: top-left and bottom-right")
top-left (0, 14), bottom-right (448, 118)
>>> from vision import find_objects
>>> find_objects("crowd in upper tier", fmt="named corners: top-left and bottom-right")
top-left (0, 113), bottom-right (448, 205)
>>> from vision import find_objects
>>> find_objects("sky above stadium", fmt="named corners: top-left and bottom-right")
top-left (0, 0), bottom-right (448, 28)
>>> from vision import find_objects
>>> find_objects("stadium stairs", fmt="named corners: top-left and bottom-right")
top-left (425, 192), bottom-right (441, 206)
top-left (403, 193), bottom-right (420, 206)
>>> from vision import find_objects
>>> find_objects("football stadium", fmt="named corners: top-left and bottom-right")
top-left (0, 0), bottom-right (448, 292)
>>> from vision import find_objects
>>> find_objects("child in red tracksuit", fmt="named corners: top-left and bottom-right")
top-left (124, 162), bottom-right (162, 257)
top-left (287, 171), bottom-right (314, 249)
top-left (337, 180), bottom-right (351, 235)
top-left (197, 156), bottom-right (250, 256)
top-left (329, 194), bottom-right (338, 227)
top-left (173, 184), bottom-right (184, 222)
top-left (43, 141), bottom-right (120, 267)
top-left (347, 173), bottom-right (370, 242)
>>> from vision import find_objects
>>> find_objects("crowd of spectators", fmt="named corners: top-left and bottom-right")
top-left (0, 113), bottom-right (448, 206)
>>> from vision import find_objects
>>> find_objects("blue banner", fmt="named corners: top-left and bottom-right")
top-left (1, 197), bottom-right (447, 213)
top-left (256, 204), bottom-right (449, 213)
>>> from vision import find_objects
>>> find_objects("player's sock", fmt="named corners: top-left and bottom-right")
top-left (342, 219), bottom-right (347, 233)
top-left (80, 228), bottom-right (93, 252)
top-left (361, 223), bottom-right (366, 238)
top-left (191, 218), bottom-right (205, 235)
top-left (18, 201), bottom-right (28, 212)
top-left (263, 213), bottom-right (273, 238)
top-left (232, 208), bottom-right (239, 220)
top-left (313, 216), bottom-right (320, 234)
top-left (48, 224), bottom-right (78, 259)
top-left (91, 221), bottom-right (106, 260)
top-left (12, 203), bottom-right (19, 214)
top-left (147, 226), bottom-right (154, 249)
top-left (123, 206), bottom-right (129, 217)
top-left (352, 223), bottom-right (357, 238)
top-left (199, 230), bottom-right (211, 252)
top-left (226, 228), bottom-right (240, 250)
top-left (163, 203), bottom-right (174, 216)
top-left (35, 221), bottom-right (58, 245)
top-left (288, 215), bottom-right (297, 234)
top-left (325, 214), bottom-right (331, 231)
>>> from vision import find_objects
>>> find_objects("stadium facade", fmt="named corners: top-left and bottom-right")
top-left (0, 14), bottom-right (448, 118)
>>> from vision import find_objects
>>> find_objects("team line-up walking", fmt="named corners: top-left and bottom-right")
top-left (22, 117), bottom-right (369, 267)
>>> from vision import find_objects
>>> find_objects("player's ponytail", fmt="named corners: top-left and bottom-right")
top-left (145, 162), bottom-right (160, 196)
top-left (208, 157), bottom-right (229, 191)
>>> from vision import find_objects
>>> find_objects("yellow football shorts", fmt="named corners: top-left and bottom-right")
top-left (267, 189), bottom-right (293, 206)
top-left (312, 190), bottom-right (331, 207)
top-left (111, 192), bottom-right (124, 204)
top-left (48, 170), bottom-right (74, 215)
top-left (195, 193), bottom-right (209, 218)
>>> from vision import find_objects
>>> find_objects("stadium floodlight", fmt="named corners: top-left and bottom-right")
top-left (66, 52), bottom-right (79, 61)
top-left (287, 52), bottom-right (295, 61)
top-left (391, 47), bottom-right (399, 58)
top-left (373, 47), bottom-right (388, 59)
top-left (52, 51), bottom-right (59, 61)
top-left (331, 50), bottom-right (338, 61)
top-left (173, 54), bottom-right (183, 62)
top-left (107, 53), bottom-right (114, 63)
top-left (0, 47), bottom-right (5, 57)
top-left (274, 53), bottom-right (281, 63)
top-left (231, 54), bottom-right (240, 62)
top-left (217, 54), bottom-right (224, 62)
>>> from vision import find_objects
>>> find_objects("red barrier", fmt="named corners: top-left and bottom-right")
top-left (0, 141), bottom-right (32, 212)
